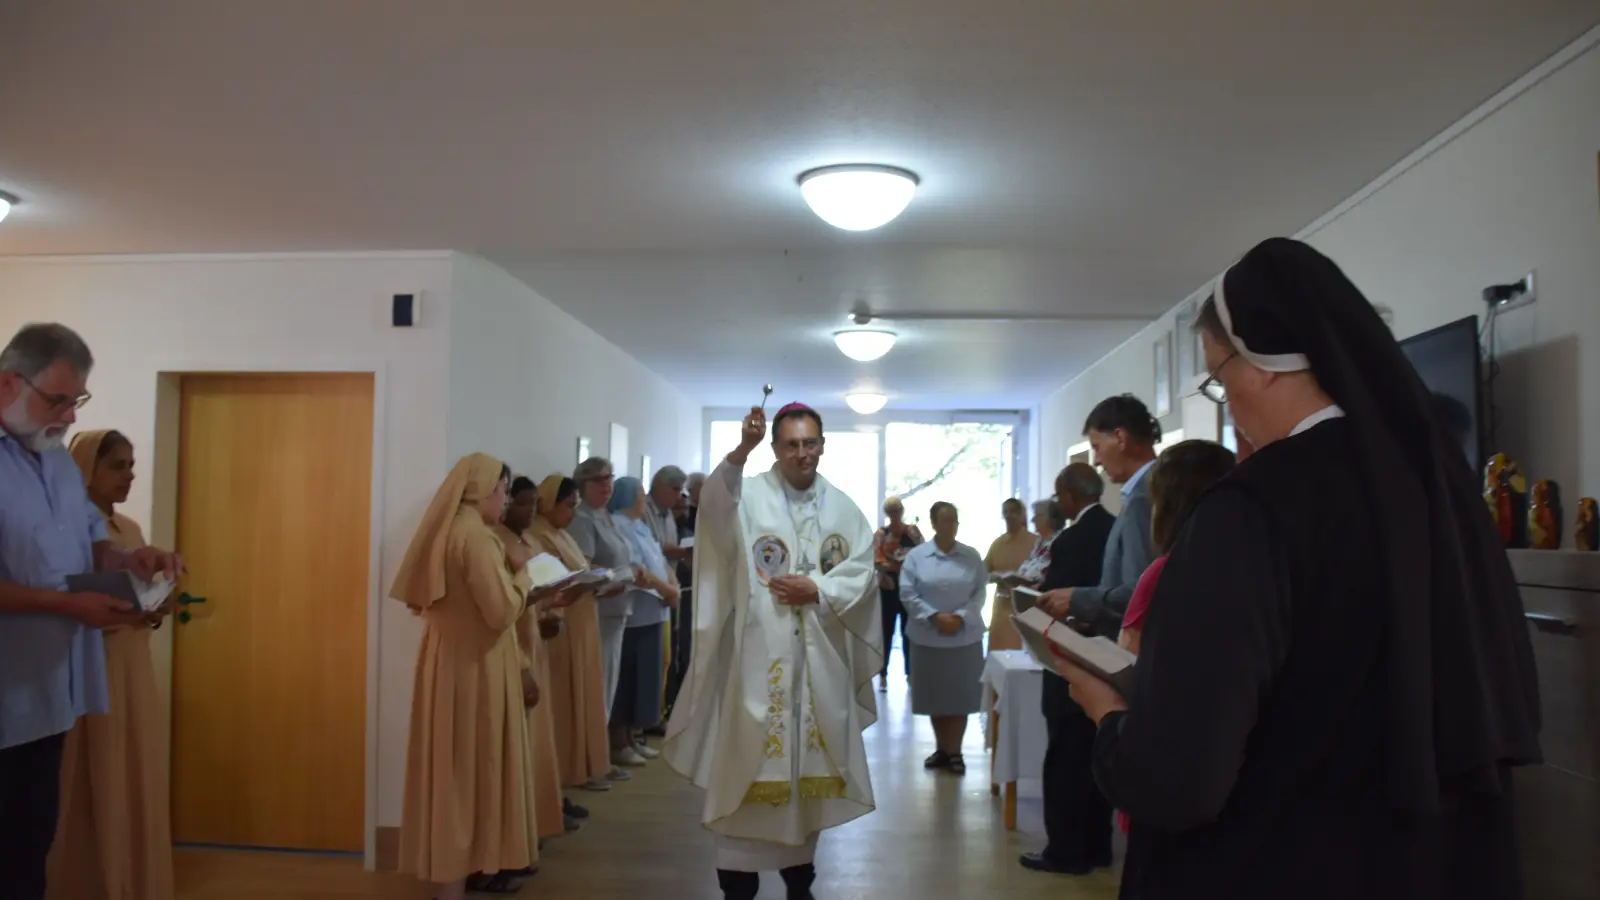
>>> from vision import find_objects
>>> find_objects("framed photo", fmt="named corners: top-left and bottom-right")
top-left (1174, 300), bottom-right (1197, 381)
top-left (575, 436), bottom-right (590, 467)
top-left (640, 454), bottom-right (653, 486)
top-left (609, 423), bottom-right (630, 476)
top-left (1153, 331), bottom-right (1173, 417)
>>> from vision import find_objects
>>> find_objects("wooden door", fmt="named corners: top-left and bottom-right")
top-left (170, 373), bottom-right (373, 851)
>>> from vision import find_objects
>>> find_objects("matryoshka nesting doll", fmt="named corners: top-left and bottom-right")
top-left (1528, 480), bottom-right (1562, 550)
top-left (1576, 498), bottom-right (1599, 552)
top-left (1484, 453), bottom-right (1529, 548)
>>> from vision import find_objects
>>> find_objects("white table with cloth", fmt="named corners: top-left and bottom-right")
top-left (981, 649), bottom-right (1049, 830)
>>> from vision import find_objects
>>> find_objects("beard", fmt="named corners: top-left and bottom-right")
top-left (1, 395), bottom-right (66, 453)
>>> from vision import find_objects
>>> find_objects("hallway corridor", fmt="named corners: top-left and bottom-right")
top-left (173, 659), bottom-right (1120, 899)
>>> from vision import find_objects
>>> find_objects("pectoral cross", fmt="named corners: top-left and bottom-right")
top-left (795, 555), bottom-right (817, 576)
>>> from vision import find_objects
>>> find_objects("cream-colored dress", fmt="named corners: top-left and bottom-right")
top-left (400, 508), bottom-right (537, 882)
top-left (496, 524), bottom-right (566, 841)
top-left (984, 530), bottom-right (1037, 652)
top-left (46, 513), bottom-right (175, 900)
top-left (529, 519), bottom-right (611, 787)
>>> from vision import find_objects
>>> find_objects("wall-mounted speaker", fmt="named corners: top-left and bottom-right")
top-left (392, 293), bottom-right (420, 327)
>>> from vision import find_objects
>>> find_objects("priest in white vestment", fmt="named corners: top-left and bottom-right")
top-left (664, 402), bottom-right (882, 900)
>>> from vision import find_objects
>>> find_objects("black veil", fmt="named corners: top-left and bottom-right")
top-left (1213, 238), bottom-right (1541, 813)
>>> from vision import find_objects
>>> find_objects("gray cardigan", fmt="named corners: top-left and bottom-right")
top-left (1071, 469), bottom-right (1157, 637)
top-left (570, 503), bottom-right (635, 619)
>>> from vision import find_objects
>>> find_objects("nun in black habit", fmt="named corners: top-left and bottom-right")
top-left (1053, 238), bottom-right (1542, 900)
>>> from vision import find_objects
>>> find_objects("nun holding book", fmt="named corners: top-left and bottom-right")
top-left (1052, 239), bottom-right (1541, 900)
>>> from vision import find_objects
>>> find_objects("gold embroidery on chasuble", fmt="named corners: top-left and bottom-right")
top-left (741, 777), bottom-right (848, 807)
top-left (764, 658), bottom-right (786, 759)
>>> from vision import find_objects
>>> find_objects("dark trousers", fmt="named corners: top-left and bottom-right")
top-left (0, 732), bottom-right (68, 900)
top-left (718, 863), bottom-right (814, 899)
top-left (879, 588), bottom-right (909, 677)
top-left (663, 589), bottom-right (693, 717)
top-left (1041, 709), bottom-right (1113, 867)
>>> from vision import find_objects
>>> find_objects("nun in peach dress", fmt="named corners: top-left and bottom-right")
top-left (528, 475), bottom-right (612, 790)
top-left (46, 429), bottom-right (175, 900)
top-left (393, 454), bottom-right (537, 899)
top-left (494, 476), bottom-right (572, 842)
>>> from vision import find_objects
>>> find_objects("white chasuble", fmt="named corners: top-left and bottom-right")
top-left (664, 459), bottom-right (883, 847)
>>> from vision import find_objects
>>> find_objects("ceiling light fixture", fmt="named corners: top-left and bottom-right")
top-left (845, 391), bottom-right (888, 415)
top-left (798, 164), bottom-right (919, 231)
top-left (0, 191), bottom-right (17, 225)
top-left (833, 328), bottom-right (897, 362)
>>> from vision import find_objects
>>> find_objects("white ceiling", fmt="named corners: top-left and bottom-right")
top-left (3, 1), bottom-right (1596, 408)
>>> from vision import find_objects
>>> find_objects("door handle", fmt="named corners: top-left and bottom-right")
top-left (176, 592), bottom-right (208, 625)
top-left (1524, 612), bottom-right (1578, 637)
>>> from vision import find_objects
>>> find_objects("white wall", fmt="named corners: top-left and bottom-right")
top-left (1039, 35), bottom-right (1600, 533)
top-left (0, 251), bottom-right (455, 855)
top-left (0, 250), bottom-right (704, 850)
top-left (447, 253), bottom-right (702, 482)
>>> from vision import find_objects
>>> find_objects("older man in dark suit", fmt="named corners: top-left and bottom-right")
top-left (1021, 395), bottom-right (1160, 875)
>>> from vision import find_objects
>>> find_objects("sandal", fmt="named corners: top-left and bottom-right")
top-left (465, 870), bottom-right (528, 893)
top-left (948, 755), bottom-right (967, 776)
top-left (924, 750), bottom-right (951, 769)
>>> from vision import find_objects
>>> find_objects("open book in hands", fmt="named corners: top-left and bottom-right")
top-left (524, 553), bottom-right (628, 591)
top-left (1013, 606), bottom-right (1137, 698)
top-left (67, 570), bottom-right (175, 613)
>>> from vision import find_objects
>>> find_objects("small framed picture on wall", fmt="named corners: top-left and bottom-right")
top-left (1153, 331), bottom-right (1173, 417)
top-left (609, 423), bottom-right (630, 476)
top-left (576, 436), bottom-right (591, 467)
top-left (1174, 301), bottom-right (1197, 381)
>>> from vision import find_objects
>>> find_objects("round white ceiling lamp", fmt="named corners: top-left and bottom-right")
top-left (798, 164), bottom-right (919, 231)
top-left (845, 391), bottom-right (888, 415)
top-left (832, 328), bottom-right (897, 362)
top-left (0, 191), bottom-right (17, 225)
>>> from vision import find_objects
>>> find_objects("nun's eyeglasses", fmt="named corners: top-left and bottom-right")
top-left (1198, 352), bottom-right (1238, 405)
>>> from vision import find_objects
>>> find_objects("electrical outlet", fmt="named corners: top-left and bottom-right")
top-left (1496, 271), bottom-right (1537, 313)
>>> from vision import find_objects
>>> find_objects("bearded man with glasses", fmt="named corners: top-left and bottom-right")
top-left (0, 323), bottom-right (183, 900)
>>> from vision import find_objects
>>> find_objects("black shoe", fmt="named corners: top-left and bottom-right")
top-left (924, 750), bottom-right (951, 769)
top-left (563, 798), bottom-right (590, 819)
top-left (781, 862), bottom-right (816, 900)
top-left (1019, 851), bottom-right (1093, 875)
top-left (717, 868), bottom-right (760, 900)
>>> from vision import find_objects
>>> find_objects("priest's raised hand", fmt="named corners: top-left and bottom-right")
top-left (729, 405), bottom-right (767, 464)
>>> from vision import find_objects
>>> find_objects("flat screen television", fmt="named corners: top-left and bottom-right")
top-left (1398, 315), bottom-right (1483, 474)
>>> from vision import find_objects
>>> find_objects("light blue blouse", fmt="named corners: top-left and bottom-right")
top-left (612, 512), bottom-right (671, 628)
top-left (899, 539), bottom-right (988, 648)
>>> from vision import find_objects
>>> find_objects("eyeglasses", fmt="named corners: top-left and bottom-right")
top-left (775, 438), bottom-right (823, 454)
top-left (1197, 352), bottom-right (1238, 406)
top-left (18, 374), bottom-right (91, 412)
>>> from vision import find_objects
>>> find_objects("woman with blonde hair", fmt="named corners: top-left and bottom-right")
top-left (529, 475), bottom-right (614, 796)
top-left (46, 429), bottom-right (175, 900)
top-left (393, 454), bottom-right (537, 899)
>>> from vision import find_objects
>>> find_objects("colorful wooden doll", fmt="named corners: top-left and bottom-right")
top-left (1528, 480), bottom-right (1561, 550)
top-left (1484, 453), bottom-right (1529, 548)
top-left (1577, 498), bottom-right (1599, 552)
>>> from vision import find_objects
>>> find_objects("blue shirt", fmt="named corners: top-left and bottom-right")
top-left (899, 539), bottom-right (988, 648)
top-left (1122, 459), bottom-right (1156, 501)
top-left (0, 433), bottom-right (109, 749)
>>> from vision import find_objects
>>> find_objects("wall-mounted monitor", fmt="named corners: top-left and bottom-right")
top-left (1398, 315), bottom-right (1483, 474)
